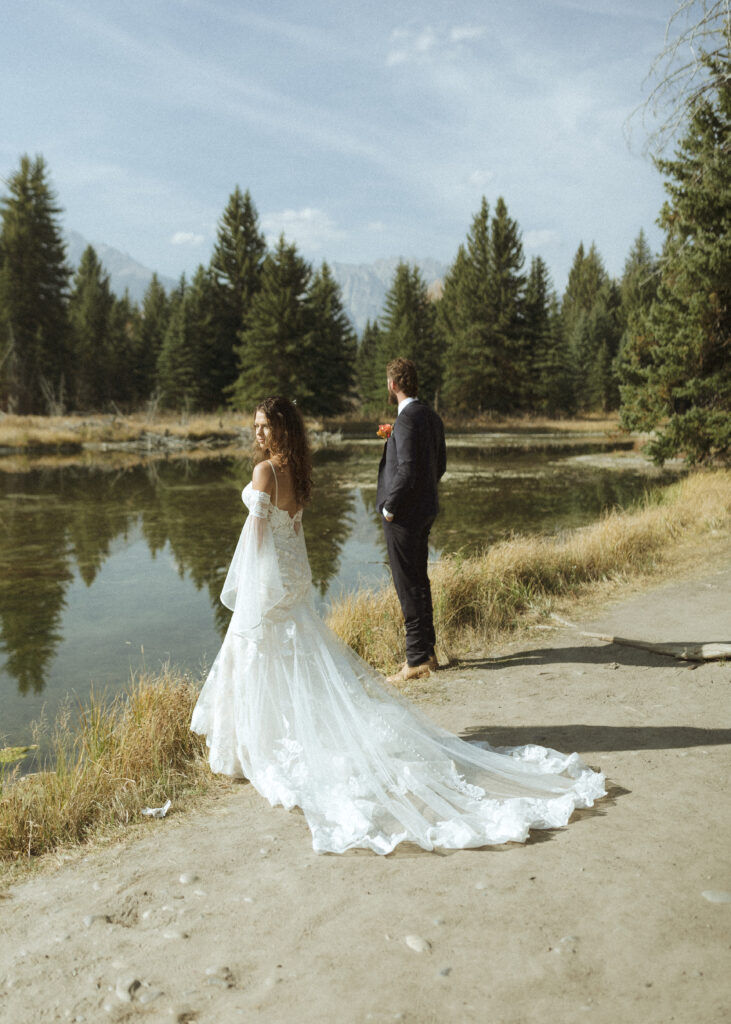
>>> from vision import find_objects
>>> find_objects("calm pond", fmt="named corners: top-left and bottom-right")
top-left (1, 432), bottom-right (681, 757)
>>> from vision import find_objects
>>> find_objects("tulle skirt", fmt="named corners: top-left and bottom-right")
top-left (190, 602), bottom-right (606, 854)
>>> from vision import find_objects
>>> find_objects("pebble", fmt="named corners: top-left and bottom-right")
top-left (405, 934), bottom-right (431, 954)
top-left (204, 965), bottom-right (234, 988)
top-left (115, 975), bottom-right (142, 1003)
top-left (702, 890), bottom-right (731, 903)
top-left (137, 987), bottom-right (164, 1005)
top-left (193, 889), bottom-right (207, 897)
top-left (83, 914), bottom-right (111, 928)
top-left (553, 935), bottom-right (580, 954)
top-left (179, 872), bottom-right (199, 885)
top-left (432, 917), bottom-right (446, 926)
top-left (439, 967), bottom-right (452, 977)
top-left (162, 929), bottom-right (189, 940)
top-left (474, 881), bottom-right (488, 890)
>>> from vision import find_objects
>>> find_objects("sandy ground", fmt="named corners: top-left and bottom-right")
top-left (1, 560), bottom-right (730, 1024)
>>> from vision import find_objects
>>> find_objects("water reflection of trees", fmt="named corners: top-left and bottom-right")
top-left (0, 454), bottom-right (359, 694)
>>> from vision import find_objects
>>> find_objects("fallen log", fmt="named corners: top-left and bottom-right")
top-left (549, 613), bottom-right (731, 662)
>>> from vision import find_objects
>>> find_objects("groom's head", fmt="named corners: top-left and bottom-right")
top-left (386, 357), bottom-right (418, 404)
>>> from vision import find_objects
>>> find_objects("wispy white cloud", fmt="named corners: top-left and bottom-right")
top-left (170, 232), bottom-right (205, 246)
top-left (387, 23), bottom-right (485, 66)
top-left (450, 26), bottom-right (485, 43)
top-left (261, 208), bottom-right (345, 252)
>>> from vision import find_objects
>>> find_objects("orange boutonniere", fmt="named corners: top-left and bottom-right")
top-left (377, 423), bottom-right (393, 440)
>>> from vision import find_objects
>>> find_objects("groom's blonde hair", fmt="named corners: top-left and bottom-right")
top-left (386, 357), bottom-right (418, 397)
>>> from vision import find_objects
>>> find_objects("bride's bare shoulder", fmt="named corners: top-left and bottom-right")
top-left (251, 461), bottom-right (275, 495)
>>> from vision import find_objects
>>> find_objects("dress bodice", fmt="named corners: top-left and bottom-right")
top-left (242, 482), bottom-right (311, 606)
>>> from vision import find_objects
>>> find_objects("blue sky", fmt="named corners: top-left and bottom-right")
top-left (2, 0), bottom-right (676, 293)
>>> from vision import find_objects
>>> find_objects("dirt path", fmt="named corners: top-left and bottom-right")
top-left (1, 564), bottom-right (730, 1024)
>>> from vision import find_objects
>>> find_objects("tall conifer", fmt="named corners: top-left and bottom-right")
top-left (67, 245), bottom-right (115, 410)
top-left (303, 262), bottom-right (357, 415)
top-left (156, 275), bottom-right (201, 409)
top-left (378, 262), bottom-right (439, 405)
top-left (136, 274), bottom-right (169, 402)
top-left (0, 155), bottom-right (70, 412)
top-left (619, 59), bottom-right (730, 464)
top-left (356, 319), bottom-right (385, 410)
top-left (228, 236), bottom-right (312, 409)
top-left (209, 187), bottom-right (266, 404)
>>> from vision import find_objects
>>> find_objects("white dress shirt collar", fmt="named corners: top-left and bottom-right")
top-left (397, 396), bottom-right (418, 415)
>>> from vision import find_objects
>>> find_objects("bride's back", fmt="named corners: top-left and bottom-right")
top-left (268, 460), bottom-right (300, 516)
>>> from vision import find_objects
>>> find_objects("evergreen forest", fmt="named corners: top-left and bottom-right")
top-left (0, 56), bottom-right (727, 464)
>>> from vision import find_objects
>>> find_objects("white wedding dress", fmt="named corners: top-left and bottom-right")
top-left (190, 474), bottom-right (606, 854)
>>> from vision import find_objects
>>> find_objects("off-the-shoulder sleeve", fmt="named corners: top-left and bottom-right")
top-left (246, 487), bottom-right (272, 520)
top-left (220, 489), bottom-right (285, 639)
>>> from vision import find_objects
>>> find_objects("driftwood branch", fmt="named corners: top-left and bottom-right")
top-left (549, 614), bottom-right (731, 662)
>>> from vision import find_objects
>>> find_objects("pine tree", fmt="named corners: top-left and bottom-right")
top-left (156, 275), bottom-right (201, 409)
top-left (378, 262), bottom-right (440, 405)
top-left (562, 242), bottom-right (608, 339)
top-left (524, 256), bottom-right (572, 415)
top-left (356, 319), bottom-right (385, 410)
top-left (619, 59), bottom-right (731, 464)
top-left (208, 187), bottom-right (267, 404)
top-left (438, 239), bottom-right (484, 412)
top-left (186, 266), bottom-right (219, 410)
top-left (108, 289), bottom-right (140, 408)
top-left (134, 274), bottom-right (169, 402)
top-left (571, 280), bottom-right (623, 412)
top-left (440, 197), bottom-right (526, 413)
top-left (67, 245), bottom-right (115, 409)
top-left (0, 155), bottom-right (70, 412)
top-left (302, 262), bottom-right (357, 415)
top-left (228, 236), bottom-right (312, 410)
top-left (562, 242), bottom-right (617, 411)
top-left (619, 229), bottom-right (659, 322)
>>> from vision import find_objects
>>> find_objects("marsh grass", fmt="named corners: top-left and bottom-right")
top-left (0, 412), bottom-right (250, 450)
top-left (326, 470), bottom-right (731, 671)
top-left (0, 410), bottom-right (624, 452)
top-left (0, 669), bottom-right (218, 864)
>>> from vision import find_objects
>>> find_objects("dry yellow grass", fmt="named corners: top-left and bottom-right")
top-left (0, 410), bottom-right (624, 451)
top-left (0, 412), bottom-right (250, 449)
top-left (326, 470), bottom-right (731, 672)
top-left (0, 670), bottom-right (218, 863)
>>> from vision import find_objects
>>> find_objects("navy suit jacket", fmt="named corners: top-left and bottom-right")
top-left (376, 400), bottom-right (446, 525)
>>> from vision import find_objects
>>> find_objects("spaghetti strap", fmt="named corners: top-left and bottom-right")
top-left (267, 459), bottom-right (278, 506)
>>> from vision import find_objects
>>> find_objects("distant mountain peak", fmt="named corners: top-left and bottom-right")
top-left (64, 231), bottom-right (177, 304)
top-left (64, 232), bottom-right (447, 334)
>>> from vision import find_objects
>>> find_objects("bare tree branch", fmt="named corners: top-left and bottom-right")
top-left (626, 0), bottom-right (730, 157)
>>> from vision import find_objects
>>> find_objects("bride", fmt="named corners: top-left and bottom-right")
top-left (190, 396), bottom-right (606, 854)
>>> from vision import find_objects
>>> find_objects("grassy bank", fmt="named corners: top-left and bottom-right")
top-left (0, 671), bottom-right (220, 868)
top-left (327, 469), bottom-right (731, 671)
top-left (0, 411), bottom-right (249, 451)
top-left (1, 469), bottom-right (728, 871)
top-left (0, 410), bottom-right (623, 453)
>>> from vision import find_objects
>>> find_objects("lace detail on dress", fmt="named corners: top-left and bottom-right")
top-left (191, 479), bottom-right (607, 854)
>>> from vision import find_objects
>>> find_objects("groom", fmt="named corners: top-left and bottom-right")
top-left (376, 357), bottom-right (447, 684)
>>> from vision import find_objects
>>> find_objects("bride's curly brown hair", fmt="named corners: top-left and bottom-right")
top-left (253, 396), bottom-right (313, 506)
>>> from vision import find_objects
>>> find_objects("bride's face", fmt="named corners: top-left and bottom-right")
top-left (254, 411), bottom-right (273, 450)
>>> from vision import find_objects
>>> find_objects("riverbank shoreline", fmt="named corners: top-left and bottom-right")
top-left (1, 556), bottom-right (729, 1023)
top-left (0, 410), bottom-right (626, 456)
